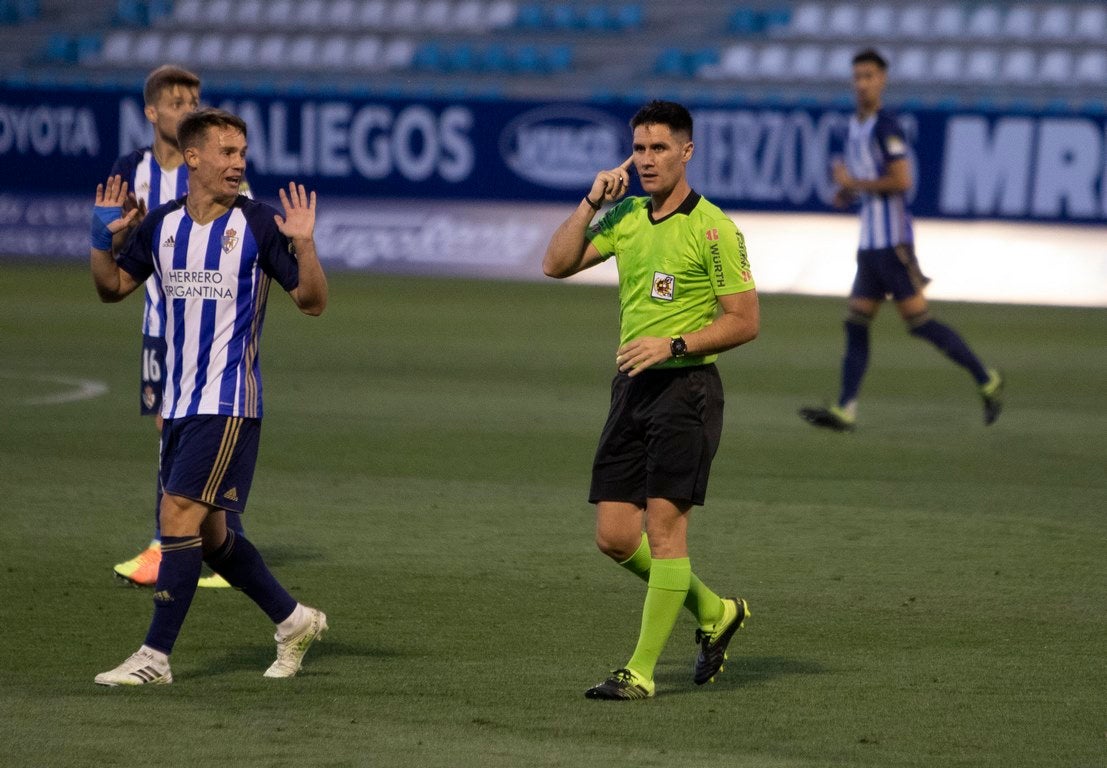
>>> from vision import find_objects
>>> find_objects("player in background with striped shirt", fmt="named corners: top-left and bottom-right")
top-left (90, 108), bottom-right (328, 685)
top-left (800, 48), bottom-right (1003, 432)
top-left (110, 65), bottom-right (246, 589)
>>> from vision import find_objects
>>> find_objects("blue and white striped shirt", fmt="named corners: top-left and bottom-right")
top-left (110, 148), bottom-right (190, 338)
top-left (845, 111), bottom-right (913, 250)
top-left (116, 196), bottom-right (300, 420)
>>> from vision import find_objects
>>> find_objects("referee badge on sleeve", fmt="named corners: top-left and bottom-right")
top-left (651, 271), bottom-right (675, 301)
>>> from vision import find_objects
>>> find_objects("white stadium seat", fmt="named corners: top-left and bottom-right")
top-left (132, 31), bottom-right (165, 65)
top-left (965, 48), bottom-right (999, 83)
top-left (99, 30), bottom-right (133, 64)
top-left (827, 4), bottom-right (861, 37)
top-left (719, 44), bottom-right (756, 78)
top-left (1001, 48), bottom-right (1036, 84)
top-left (381, 38), bottom-right (416, 69)
top-left (359, 0), bottom-right (388, 29)
top-left (256, 35), bottom-right (289, 68)
top-left (824, 45), bottom-right (855, 80)
top-left (1037, 6), bottom-right (1072, 40)
top-left (789, 3), bottom-right (825, 36)
top-left (930, 46), bottom-right (964, 82)
top-left (194, 34), bottom-right (224, 67)
top-left (318, 37), bottom-right (352, 69)
top-left (965, 5), bottom-right (1001, 39)
top-left (1073, 6), bottom-right (1107, 41)
top-left (863, 5), bottom-right (895, 37)
top-left (296, 0), bottom-right (327, 27)
top-left (391, 0), bottom-right (420, 30)
top-left (205, 0), bottom-right (233, 25)
top-left (350, 35), bottom-right (382, 69)
top-left (756, 44), bottom-right (790, 80)
top-left (422, 0), bottom-right (453, 30)
top-left (163, 31), bottom-right (194, 63)
top-left (288, 35), bottom-right (320, 68)
top-left (268, 0), bottom-right (294, 25)
top-left (1037, 50), bottom-right (1073, 86)
top-left (328, 0), bottom-right (358, 27)
top-left (453, 0), bottom-right (482, 31)
top-left (898, 6), bottom-right (929, 39)
top-left (485, 1), bottom-right (518, 29)
top-left (233, 0), bottom-right (262, 25)
top-left (894, 47), bottom-right (928, 82)
top-left (172, 0), bottom-right (202, 24)
top-left (1073, 50), bottom-right (1107, 85)
top-left (1002, 5), bottom-right (1035, 40)
top-left (931, 5), bottom-right (966, 39)
top-left (224, 34), bottom-right (257, 68)
top-left (791, 44), bottom-right (824, 80)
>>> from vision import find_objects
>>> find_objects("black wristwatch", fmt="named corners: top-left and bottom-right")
top-left (669, 336), bottom-right (688, 358)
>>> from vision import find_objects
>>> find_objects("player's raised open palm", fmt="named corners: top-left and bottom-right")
top-left (274, 182), bottom-right (316, 241)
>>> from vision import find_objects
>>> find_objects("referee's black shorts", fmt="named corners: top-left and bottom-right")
top-left (589, 363), bottom-right (724, 507)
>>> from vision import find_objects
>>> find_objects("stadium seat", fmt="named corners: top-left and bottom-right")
top-left (453, 0), bottom-right (482, 31)
top-left (224, 34), bottom-right (257, 68)
top-left (1036, 6), bottom-right (1071, 40)
top-left (391, 0), bottom-right (420, 30)
top-left (761, 6), bottom-right (791, 35)
top-left (930, 46), bottom-right (963, 82)
top-left (288, 35), bottom-right (320, 68)
top-left (296, 0), bottom-right (327, 27)
top-left (791, 44), bottom-right (823, 81)
top-left (256, 35), bottom-right (289, 68)
top-left (894, 46), bottom-right (929, 82)
top-left (1002, 5), bottom-right (1035, 40)
top-left (788, 3), bottom-right (823, 36)
top-left (317, 36), bottom-right (351, 69)
top-left (547, 44), bottom-right (572, 73)
top-left (422, 0), bottom-right (452, 30)
top-left (898, 5), bottom-right (929, 39)
top-left (486, 0), bottom-right (518, 29)
top-left (412, 40), bottom-right (444, 71)
top-left (163, 31), bottom-right (195, 63)
top-left (515, 2), bottom-right (542, 29)
top-left (965, 6), bottom-right (1001, 39)
top-left (99, 30), bottom-right (133, 63)
top-left (824, 45), bottom-right (855, 81)
top-left (756, 44), bottom-right (790, 80)
top-left (193, 32), bottom-right (223, 65)
top-left (205, 0), bottom-right (233, 25)
top-left (1037, 50), bottom-right (1073, 86)
top-left (350, 35), bottom-right (382, 69)
top-left (718, 44), bottom-right (755, 79)
top-left (550, 4), bottom-right (577, 30)
top-left (132, 31), bottom-right (165, 65)
top-left (381, 38), bottom-right (415, 69)
top-left (513, 44), bottom-right (544, 73)
top-left (965, 48), bottom-right (999, 83)
top-left (482, 42), bottom-right (511, 72)
top-left (358, 0), bottom-right (388, 29)
top-left (1001, 48), bottom-right (1036, 84)
top-left (826, 4), bottom-right (862, 38)
top-left (171, 0), bottom-right (203, 25)
top-left (862, 4), bottom-right (895, 37)
top-left (328, 0), bottom-right (357, 27)
top-left (42, 33), bottom-right (75, 63)
top-left (234, 0), bottom-right (264, 25)
top-left (114, 0), bottom-right (147, 26)
top-left (76, 33), bottom-right (102, 64)
top-left (931, 5), bottom-right (966, 39)
top-left (1073, 50), bottom-right (1107, 85)
top-left (1073, 6), bottom-right (1107, 41)
top-left (449, 43), bottom-right (477, 72)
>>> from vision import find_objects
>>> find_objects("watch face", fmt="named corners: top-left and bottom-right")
top-left (671, 337), bottom-right (687, 357)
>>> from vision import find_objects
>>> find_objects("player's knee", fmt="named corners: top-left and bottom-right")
top-left (844, 308), bottom-right (874, 329)
top-left (905, 310), bottom-right (932, 335)
top-left (595, 530), bottom-right (637, 561)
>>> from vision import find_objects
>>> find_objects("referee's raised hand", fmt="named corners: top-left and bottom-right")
top-left (588, 155), bottom-right (634, 207)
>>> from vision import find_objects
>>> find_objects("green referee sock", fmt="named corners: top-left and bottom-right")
top-left (626, 557), bottom-right (692, 680)
top-left (618, 533), bottom-right (725, 630)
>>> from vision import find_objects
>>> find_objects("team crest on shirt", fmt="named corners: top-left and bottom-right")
top-left (705, 228), bottom-right (719, 241)
top-left (221, 228), bottom-right (239, 254)
top-left (651, 271), bottom-right (675, 301)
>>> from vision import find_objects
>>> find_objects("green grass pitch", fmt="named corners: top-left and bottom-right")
top-left (1, 262), bottom-right (1104, 767)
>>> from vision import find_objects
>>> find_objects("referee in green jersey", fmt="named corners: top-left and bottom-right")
top-left (543, 100), bottom-right (760, 700)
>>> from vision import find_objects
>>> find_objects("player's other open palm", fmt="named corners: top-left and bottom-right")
top-left (94, 175), bottom-right (139, 234)
top-left (274, 182), bottom-right (316, 241)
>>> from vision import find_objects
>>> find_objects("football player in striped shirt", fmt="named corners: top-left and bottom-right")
top-left (90, 108), bottom-right (328, 685)
top-left (109, 65), bottom-right (248, 589)
top-left (800, 48), bottom-right (1003, 432)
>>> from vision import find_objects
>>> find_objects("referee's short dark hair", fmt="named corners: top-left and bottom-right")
top-left (143, 64), bottom-right (200, 105)
top-left (178, 107), bottom-right (248, 151)
top-left (852, 48), bottom-right (888, 70)
top-left (631, 100), bottom-right (693, 140)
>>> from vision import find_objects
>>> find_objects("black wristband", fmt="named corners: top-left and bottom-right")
top-left (583, 196), bottom-right (601, 211)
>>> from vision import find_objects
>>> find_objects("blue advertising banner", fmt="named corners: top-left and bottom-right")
top-left (3, 83), bottom-right (1107, 224)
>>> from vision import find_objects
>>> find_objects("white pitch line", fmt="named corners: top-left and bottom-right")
top-left (0, 372), bottom-right (109, 406)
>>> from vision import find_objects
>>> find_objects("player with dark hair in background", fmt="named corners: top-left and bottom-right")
top-left (799, 48), bottom-right (1003, 432)
top-left (90, 107), bottom-right (328, 685)
top-left (110, 65), bottom-right (247, 588)
top-left (544, 100), bottom-right (760, 700)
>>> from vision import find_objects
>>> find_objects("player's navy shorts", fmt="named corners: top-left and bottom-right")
top-left (140, 334), bottom-right (166, 417)
top-left (850, 244), bottom-right (931, 302)
top-left (160, 415), bottom-right (261, 514)
top-left (589, 363), bottom-right (724, 507)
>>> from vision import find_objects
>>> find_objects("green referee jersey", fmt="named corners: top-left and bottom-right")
top-left (586, 191), bottom-right (755, 368)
